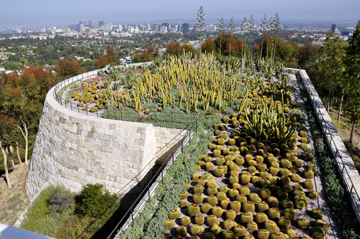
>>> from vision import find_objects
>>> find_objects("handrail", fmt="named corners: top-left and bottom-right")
top-left (106, 116), bottom-right (199, 239)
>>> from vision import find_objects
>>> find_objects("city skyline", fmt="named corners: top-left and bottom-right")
top-left (1, 0), bottom-right (360, 27)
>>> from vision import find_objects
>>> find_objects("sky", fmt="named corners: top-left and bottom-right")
top-left (1, 0), bottom-right (359, 27)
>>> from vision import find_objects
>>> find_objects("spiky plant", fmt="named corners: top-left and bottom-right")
top-left (193, 184), bottom-right (204, 194)
top-left (207, 195), bottom-right (218, 206)
top-left (187, 204), bottom-right (200, 217)
top-left (282, 208), bottom-right (296, 220)
top-left (242, 201), bottom-right (255, 212)
top-left (164, 219), bottom-right (175, 230)
top-left (255, 212), bottom-right (269, 223)
top-left (189, 224), bottom-right (202, 236)
top-left (206, 215), bottom-right (218, 227)
top-left (223, 219), bottom-right (234, 230)
top-left (310, 227), bottom-right (326, 239)
top-left (233, 225), bottom-right (247, 237)
top-left (264, 220), bottom-right (280, 233)
top-left (278, 216), bottom-right (291, 230)
top-left (179, 191), bottom-right (187, 200)
top-left (267, 208), bottom-right (280, 219)
top-left (240, 212), bottom-right (254, 223)
top-left (210, 224), bottom-right (221, 235)
top-left (296, 218), bottom-right (309, 230)
top-left (201, 203), bottom-right (212, 214)
top-left (212, 206), bottom-right (224, 218)
top-left (313, 219), bottom-right (329, 232)
top-left (180, 216), bottom-right (191, 226)
top-left (176, 226), bottom-right (187, 237)
top-left (180, 199), bottom-right (189, 208)
top-left (194, 214), bottom-right (205, 225)
top-left (168, 209), bottom-right (180, 219)
top-left (310, 208), bottom-right (323, 219)
top-left (257, 229), bottom-right (270, 239)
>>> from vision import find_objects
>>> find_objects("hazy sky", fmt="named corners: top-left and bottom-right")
top-left (1, 0), bottom-right (359, 26)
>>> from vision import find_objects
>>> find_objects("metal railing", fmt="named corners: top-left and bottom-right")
top-left (296, 69), bottom-right (360, 222)
top-left (106, 116), bottom-right (199, 239)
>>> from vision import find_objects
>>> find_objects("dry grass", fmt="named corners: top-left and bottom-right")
top-left (0, 163), bottom-right (30, 225)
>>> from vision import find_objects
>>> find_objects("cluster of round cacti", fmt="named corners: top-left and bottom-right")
top-left (164, 114), bottom-right (328, 239)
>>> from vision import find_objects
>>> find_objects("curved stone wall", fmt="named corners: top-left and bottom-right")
top-left (26, 73), bottom-right (184, 201)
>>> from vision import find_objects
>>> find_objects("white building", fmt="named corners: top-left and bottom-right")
top-left (206, 25), bottom-right (216, 32)
top-left (160, 26), bottom-right (167, 33)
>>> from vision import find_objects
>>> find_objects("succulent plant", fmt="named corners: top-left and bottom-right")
top-left (256, 229), bottom-right (270, 239)
top-left (205, 162), bottom-right (215, 171)
top-left (228, 189), bottom-right (239, 198)
top-left (180, 216), bottom-right (191, 226)
top-left (286, 229), bottom-right (296, 239)
top-left (291, 174), bottom-right (301, 182)
top-left (279, 176), bottom-right (291, 186)
top-left (201, 203), bottom-right (212, 214)
top-left (164, 219), bottom-right (175, 230)
top-left (194, 165), bottom-right (201, 171)
top-left (214, 149), bottom-right (222, 157)
top-left (310, 208), bottom-right (323, 219)
top-left (269, 167), bottom-right (279, 176)
top-left (280, 159), bottom-right (292, 168)
top-left (187, 204), bottom-right (200, 217)
top-left (255, 212), bottom-right (269, 223)
top-left (259, 188), bottom-right (272, 199)
top-left (307, 163), bottom-right (316, 170)
top-left (210, 224), bottom-right (222, 235)
top-left (183, 183), bottom-right (191, 191)
top-left (260, 171), bottom-right (270, 179)
top-left (239, 186), bottom-right (250, 196)
top-left (221, 230), bottom-right (236, 239)
top-left (240, 212), bottom-right (253, 223)
top-left (242, 201), bottom-right (256, 212)
top-left (189, 224), bottom-right (202, 235)
top-left (248, 193), bottom-right (260, 203)
top-left (194, 214), bottom-right (205, 225)
top-left (168, 209), bottom-right (180, 219)
top-left (216, 156), bottom-right (226, 166)
top-left (214, 167), bottom-right (224, 177)
top-left (259, 179), bottom-right (271, 188)
top-left (179, 199), bottom-right (189, 208)
top-left (206, 215), bottom-right (218, 227)
top-left (269, 232), bottom-right (285, 239)
top-left (310, 227), bottom-right (326, 239)
top-left (207, 186), bottom-right (218, 196)
top-left (197, 177), bottom-right (207, 186)
top-left (282, 208), bottom-right (296, 220)
top-left (240, 173), bottom-right (251, 185)
top-left (264, 220), bottom-right (280, 233)
top-left (225, 209), bottom-right (237, 221)
top-left (217, 191), bottom-right (228, 200)
top-left (294, 197), bottom-right (308, 209)
top-left (204, 155), bottom-right (213, 162)
top-left (176, 226), bottom-right (187, 237)
top-left (204, 232), bottom-right (216, 239)
top-left (207, 195), bottom-right (218, 206)
top-left (233, 225), bottom-right (247, 237)
top-left (267, 208), bottom-right (280, 219)
top-left (246, 221), bottom-right (258, 233)
top-left (235, 157), bottom-right (245, 166)
top-left (267, 196), bottom-right (279, 207)
top-left (301, 152), bottom-right (313, 161)
top-left (206, 179), bottom-right (217, 187)
top-left (192, 174), bottom-right (200, 181)
top-left (278, 216), bottom-right (291, 230)
top-left (223, 219), bottom-right (234, 230)
top-left (293, 158), bottom-right (303, 168)
top-left (220, 200), bottom-right (230, 209)
top-left (229, 175), bottom-right (239, 185)
top-left (193, 184), bottom-right (204, 194)
top-left (296, 218), bottom-right (309, 230)
top-left (303, 169), bottom-right (314, 179)
top-left (251, 176), bottom-right (261, 184)
top-left (303, 180), bottom-right (314, 190)
top-left (179, 191), bottom-right (187, 200)
top-left (281, 199), bottom-right (294, 209)
top-left (212, 206), bottom-right (224, 218)
top-left (313, 219), bottom-right (329, 232)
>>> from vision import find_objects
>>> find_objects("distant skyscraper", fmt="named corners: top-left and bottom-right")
top-left (193, 25), bottom-right (198, 32)
top-left (146, 23), bottom-right (151, 31)
top-left (99, 20), bottom-right (105, 27)
top-left (183, 23), bottom-right (190, 33)
top-left (154, 23), bottom-right (159, 32)
top-left (179, 24), bottom-right (182, 32)
top-left (162, 23), bottom-right (170, 31)
top-left (79, 24), bottom-right (84, 32)
top-left (332, 24), bottom-right (336, 33)
top-left (88, 21), bottom-right (93, 28)
top-left (83, 21), bottom-right (87, 27)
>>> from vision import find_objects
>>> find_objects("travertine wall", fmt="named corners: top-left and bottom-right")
top-left (26, 85), bottom-right (183, 201)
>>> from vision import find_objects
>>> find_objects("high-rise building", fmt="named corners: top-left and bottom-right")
top-left (88, 20), bottom-right (93, 28)
top-left (183, 23), bottom-right (190, 33)
top-left (332, 24), bottom-right (336, 33)
top-left (206, 25), bottom-right (216, 32)
top-left (99, 20), bottom-right (105, 28)
top-left (160, 26), bottom-right (167, 33)
top-left (154, 23), bottom-right (159, 32)
top-left (79, 24), bottom-right (84, 32)
top-left (83, 21), bottom-right (87, 27)
top-left (162, 23), bottom-right (170, 31)
top-left (179, 24), bottom-right (182, 32)
top-left (146, 23), bottom-right (151, 31)
top-left (193, 25), bottom-right (198, 32)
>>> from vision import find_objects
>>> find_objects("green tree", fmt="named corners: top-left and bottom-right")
top-left (318, 31), bottom-right (346, 112)
top-left (345, 20), bottom-right (360, 144)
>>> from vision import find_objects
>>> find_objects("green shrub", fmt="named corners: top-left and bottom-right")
top-left (76, 184), bottom-right (117, 218)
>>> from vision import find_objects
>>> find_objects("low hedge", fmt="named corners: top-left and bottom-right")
top-left (297, 73), bottom-right (360, 238)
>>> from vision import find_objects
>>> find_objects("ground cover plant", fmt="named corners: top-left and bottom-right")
top-left (20, 184), bottom-right (119, 239)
